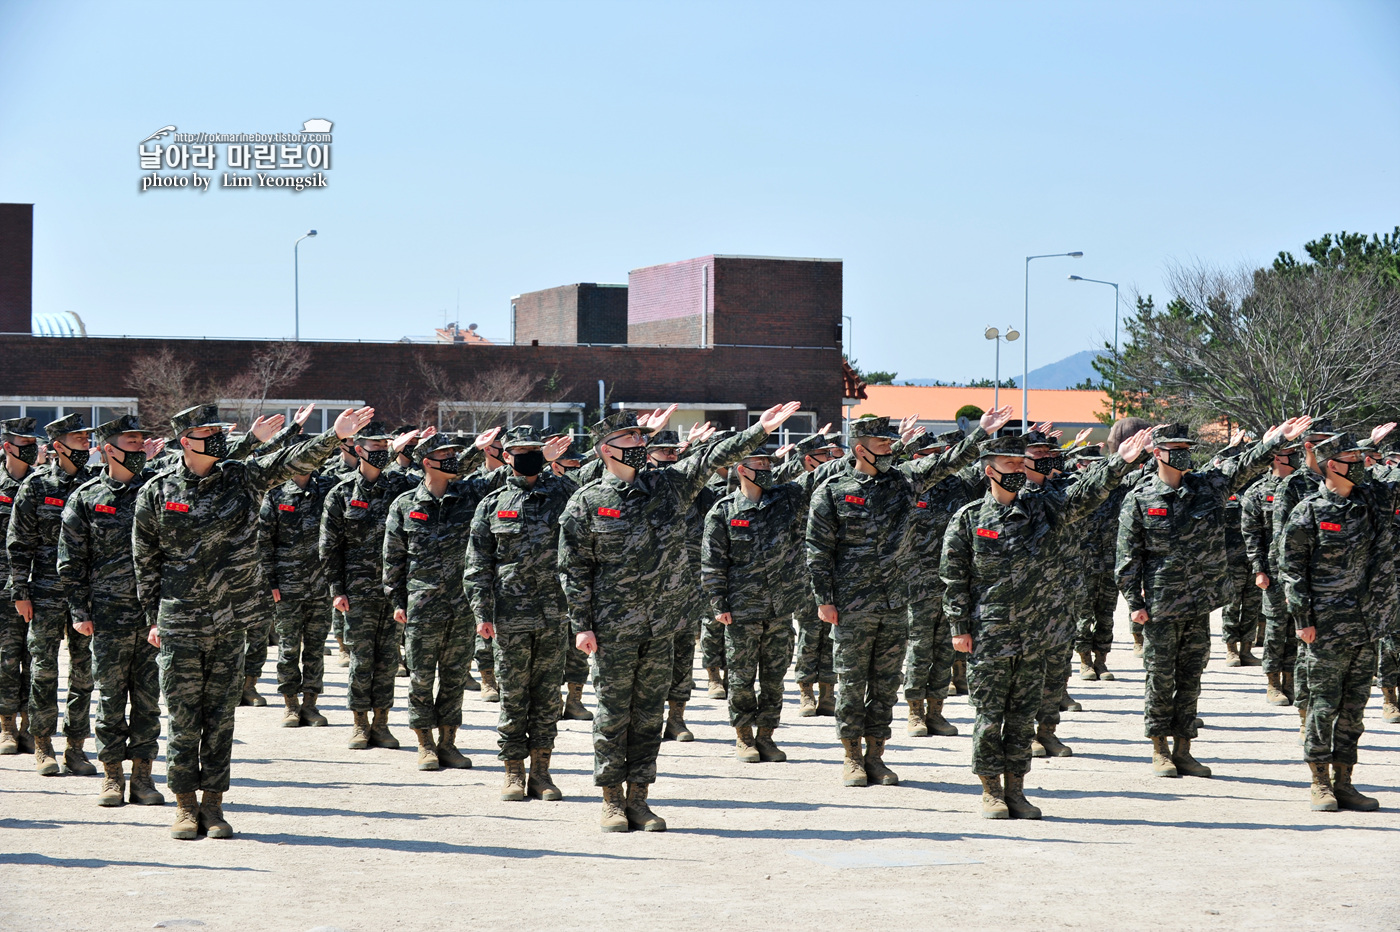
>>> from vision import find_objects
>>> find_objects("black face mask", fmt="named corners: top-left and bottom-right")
top-left (7, 441), bottom-right (37, 465)
top-left (990, 466), bottom-right (1027, 493)
top-left (511, 449), bottom-right (545, 477)
top-left (1337, 459), bottom-right (1366, 484)
top-left (743, 467), bottom-right (774, 490)
top-left (427, 454), bottom-right (460, 475)
top-left (1027, 456), bottom-right (1056, 476)
top-left (858, 448), bottom-right (894, 474)
top-left (610, 445), bottom-right (648, 471)
top-left (360, 449), bottom-right (390, 470)
top-left (192, 431), bottom-right (228, 460)
top-left (1279, 452), bottom-right (1301, 470)
top-left (1163, 448), bottom-right (1192, 471)
top-left (62, 446), bottom-right (91, 470)
top-left (111, 448), bottom-right (146, 476)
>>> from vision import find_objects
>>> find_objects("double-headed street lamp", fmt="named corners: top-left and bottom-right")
top-left (1023, 251), bottom-right (1083, 431)
top-left (983, 325), bottom-right (1020, 410)
top-left (294, 229), bottom-right (318, 341)
top-left (1068, 274), bottom-right (1120, 418)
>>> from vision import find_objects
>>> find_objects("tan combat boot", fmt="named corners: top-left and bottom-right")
top-left (925, 694), bottom-right (959, 737)
top-left (1332, 763), bottom-right (1379, 812)
top-left (171, 792), bottom-right (199, 839)
top-left (414, 728), bottom-right (440, 771)
top-left (199, 790), bottom-right (232, 838)
top-left (1238, 642), bottom-right (1261, 666)
top-left (625, 782), bottom-right (666, 832)
top-left (240, 674), bottom-right (266, 707)
top-left (1281, 672), bottom-right (1295, 704)
top-left (64, 736), bottom-right (97, 775)
top-left (979, 774), bottom-right (1009, 819)
top-left (1308, 761), bottom-right (1337, 811)
top-left (1004, 772), bottom-right (1043, 819)
top-left (863, 736), bottom-right (899, 786)
top-left (756, 727), bottom-right (787, 763)
top-left (0, 714), bottom-right (18, 755)
top-left (1093, 650), bottom-right (1115, 681)
top-left (436, 725), bottom-right (471, 769)
top-left (734, 725), bottom-right (760, 763)
top-left (501, 759), bottom-right (526, 801)
top-left (1381, 687), bottom-right (1400, 724)
top-left (129, 759), bottom-right (165, 805)
top-left (280, 693), bottom-right (301, 727)
top-left (16, 708), bottom-right (33, 754)
top-left (1059, 689), bottom-right (1082, 713)
top-left (479, 668), bottom-right (501, 703)
top-left (600, 784), bottom-right (629, 833)
top-left (1150, 736), bottom-right (1179, 777)
top-left (300, 692), bottom-right (328, 727)
top-left (706, 667), bottom-right (727, 700)
top-left (98, 760), bottom-right (125, 807)
top-left (1132, 629), bottom-right (1145, 657)
top-left (369, 709), bottom-right (400, 749)
top-left (664, 700), bottom-right (693, 742)
top-left (34, 735), bottom-right (59, 776)
top-left (528, 748), bottom-right (563, 801)
top-left (798, 683), bottom-right (817, 717)
top-left (1225, 641), bottom-right (1242, 667)
top-left (562, 682), bottom-right (593, 721)
top-left (906, 697), bottom-right (928, 737)
top-left (1265, 672), bottom-right (1289, 706)
top-left (1298, 704), bottom-right (1308, 746)
top-left (1078, 649), bottom-right (1098, 681)
top-left (841, 738), bottom-right (867, 787)
top-left (348, 710), bottom-right (371, 749)
top-left (1035, 722), bottom-right (1072, 758)
top-left (816, 681), bottom-right (836, 715)
top-left (336, 636), bottom-right (350, 668)
top-left (1172, 736), bottom-right (1212, 777)
top-left (950, 658), bottom-right (969, 695)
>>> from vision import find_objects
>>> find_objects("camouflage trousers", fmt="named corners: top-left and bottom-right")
top-left (1300, 639), bottom-right (1375, 765)
top-left (0, 612), bottom-right (30, 717)
top-left (565, 637), bottom-right (591, 686)
top-left (243, 602), bottom-right (274, 680)
top-left (794, 602), bottom-right (835, 685)
top-left (1221, 565), bottom-right (1263, 645)
top-left (27, 598), bottom-right (91, 739)
top-left (1037, 642), bottom-right (1074, 727)
top-left (970, 648), bottom-right (1045, 777)
top-left (92, 621), bottom-right (160, 764)
top-left (667, 616), bottom-right (700, 704)
top-left (475, 632), bottom-right (495, 674)
top-left (1074, 570), bottom-right (1118, 655)
top-left (903, 596), bottom-right (954, 701)
top-left (701, 617), bottom-right (727, 671)
top-left (1142, 614), bottom-right (1210, 738)
top-left (1262, 613), bottom-right (1299, 675)
top-left (493, 623), bottom-right (566, 760)
top-left (832, 611), bottom-right (908, 741)
top-left (1378, 633), bottom-right (1399, 691)
top-left (725, 617), bottom-right (794, 729)
top-left (158, 630), bottom-right (245, 794)
top-left (274, 596), bottom-right (331, 696)
top-left (591, 629), bottom-right (673, 787)
top-left (403, 598), bottom-right (472, 730)
top-left (331, 605), bottom-right (345, 642)
top-left (344, 593), bottom-right (398, 712)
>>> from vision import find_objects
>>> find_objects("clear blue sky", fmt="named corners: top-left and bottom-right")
top-left (1, 1), bottom-right (1396, 384)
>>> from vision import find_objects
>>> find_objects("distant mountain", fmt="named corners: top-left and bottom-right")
top-left (899, 349), bottom-right (1104, 390)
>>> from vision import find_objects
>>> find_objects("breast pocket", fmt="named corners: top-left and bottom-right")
top-left (592, 515), bottom-right (630, 562)
top-left (835, 500), bottom-right (871, 545)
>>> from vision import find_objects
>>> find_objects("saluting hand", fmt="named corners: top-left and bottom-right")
top-left (757, 402), bottom-right (802, 433)
top-left (980, 405), bottom-right (1015, 434)
top-left (250, 414), bottom-right (286, 443)
top-left (334, 407), bottom-right (376, 440)
top-left (1371, 422), bottom-right (1396, 446)
top-left (475, 426), bottom-right (503, 451)
top-left (543, 435), bottom-right (572, 463)
top-left (1116, 428), bottom-right (1153, 464)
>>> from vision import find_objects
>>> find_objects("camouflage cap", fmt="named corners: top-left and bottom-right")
top-left (0, 417), bottom-right (44, 440)
top-left (590, 410), bottom-right (656, 447)
top-left (558, 436), bottom-right (589, 462)
top-left (1311, 432), bottom-right (1365, 461)
top-left (170, 403), bottom-right (235, 435)
top-left (501, 425), bottom-right (545, 449)
top-left (649, 429), bottom-right (682, 448)
top-left (44, 412), bottom-right (89, 441)
top-left (1305, 416), bottom-right (1335, 440)
top-left (1022, 429), bottom-right (1057, 450)
top-left (356, 420), bottom-right (396, 441)
top-left (850, 416), bottom-right (901, 441)
top-left (390, 423), bottom-right (419, 436)
top-left (910, 427), bottom-right (963, 452)
top-left (1070, 443), bottom-right (1104, 460)
top-left (1151, 422), bottom-right (1197, 447)
top-left (94, 414), bottom-right (155, 446)
top-left (412, 432), bottom-right (467, 464)
top-left (979, 434), bottom-right (1028, 460)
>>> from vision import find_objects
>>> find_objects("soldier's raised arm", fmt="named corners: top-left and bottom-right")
top-left (1215, 417), bottom-right (1311, 497)
top-left (244, 407), bottom-right (375, 495)
top-left (899, 405), bottom-right (1011, 493)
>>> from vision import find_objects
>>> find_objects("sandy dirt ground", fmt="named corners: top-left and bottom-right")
top-left (2, 604), bottom-right (1398, 932)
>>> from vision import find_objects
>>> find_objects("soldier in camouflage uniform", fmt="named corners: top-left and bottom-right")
top-left (943, 429), bottom-right (1149, 819)
top-left (56, 415), bottom-right (165, 807)
top-left (807, 410), bottom-right (1004, 788)
top-left (7, 413), bottom-right (97, 777)
top-left (1281, 432), bottom-right (1396, 811)
top-left (647, 429), bottom-right (704, 743)
top-left (470, 430), bottom-right (508, 702)
top-left (550, 435), bottom-right (595, 722)
top-left (383, 430), bottom-right (502, 771)
top-left (258, 458), bottom-right (337, 728)
top-left (559, 403), bottom-right (799, 832)
top-left (320, 421), bottom-right (426, 750)
top-left (464, 426), bottom-right (573, 800)
top-left (1240, 441), bottom-right (1303, 706)
top-left (699, 430), bottom-right (740, 700)
top-left (1215, 439), bottom-right (1265, 666)
top-left (135, 402), bottom-right (373, 839)
top-left (328, 438), bottom-right (364, 668)
top-left (701, 452), bottom-right (806, 762)
top-left (0, 417), bottom-right (42, 756)
top-left (1117, 417), bottom-right (1308, 779)
top-left (1071, 445), bottom-right (1128, 682)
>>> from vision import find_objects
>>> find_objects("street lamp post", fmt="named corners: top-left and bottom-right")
top-left (1023, 251), bottom-right (1083, 431)
top-left (294, 229), bottom-right (318, 341)
top-left (983, 325), bottom-right (1020, 410)
top-left (1068, 275), bottom-right (1120, 419)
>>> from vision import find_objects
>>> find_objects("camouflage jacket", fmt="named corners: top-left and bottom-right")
top-left (1281, 482), bottom-right (1397, 643)
top-left (382, 470), bottom-right (504, 617)
top-left (1115, 437), bottom-right (1281, 620)
top-left (56, 469), bottom-right (157, 625)
top-left (805, 429), bottom-right (987, 616)
top-left (1081, 481), bottom-right (1130, 577)
top-left (0, 465), bottom-right (30, 601)
top-left (941, 453), bottom-right (1132, 659)
top-left (463, 472), bottom-right (577, 632)
top-left (6, 462), bottom-right (90, 602)
top-left (679, 472), bottom-right (728, 616)
top-left (319, 468), bottom-right (419, 602)
top-left (907, 472), bottom-right (981, 604)
top-left (257, 473), bottom-right (337, 602)
top-left (132, 429), bottom-right (342, 639)
top-left (700, 481), bottom-right (809, 623)
top-left (1240, 473), bottom-right (1285, 577)
top-left (1024, 473), bottom-right (1090, 645)
top-left (1222, 478), bottom-right (1260, 572)
top-left (558, 423), bottom-right (767, 639)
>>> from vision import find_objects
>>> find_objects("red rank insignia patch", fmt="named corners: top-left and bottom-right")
top-left (1319, 521), bottom-right (1342, 532)
top-left (976, 528), bottom-right (999, 540)
top-left (278, 504), bottom-right (296, 512)
top-left (844, 495), bottom-right (865, 505)
top-left (43, 497), bottom-right (65, 507)
top-left (597, 507), bottom-right (621, 518)
top-left (165, 502), bottom-right (189, 513)
top-left (1229, 495), bottom-right (1237, 501)
top-left (1266, 496), bottom-right (1274, 502)
top-left (409, 511), bottom-right (429, 521)
top-left (1147, 507), bottom-right (1168, 516)
top-left (0, 494), bottom-right (12, 504)
top-left (916, 501), bottom-right (929, 508)
top-left (94, 503), bottom-right (116, 514)
top-left (497, 510), bottom-right (519, 519)
top-left (730, 519), bottom-right (750, 527)
top-left (350, 499), bottom-right (369, 509)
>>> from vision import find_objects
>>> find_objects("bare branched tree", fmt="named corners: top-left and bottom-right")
top-left (416, 356), bottom-right (543, 431)
top-left (126, 347), bottom-right (203, 432)
top-left (218, 342), bottom-right (313, 425)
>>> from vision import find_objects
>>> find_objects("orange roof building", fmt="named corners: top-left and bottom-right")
top-left (851, 385), bottom-right (1112, 437)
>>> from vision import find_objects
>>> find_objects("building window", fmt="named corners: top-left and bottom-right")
top-left (217, 399), bottom-right (366, 435)
top-left (437, 402), bottom-right (587, 434)
top-left (0, 397), bottom-right (138, 432)
top-left (748, 410), bottom-right (818, 448)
